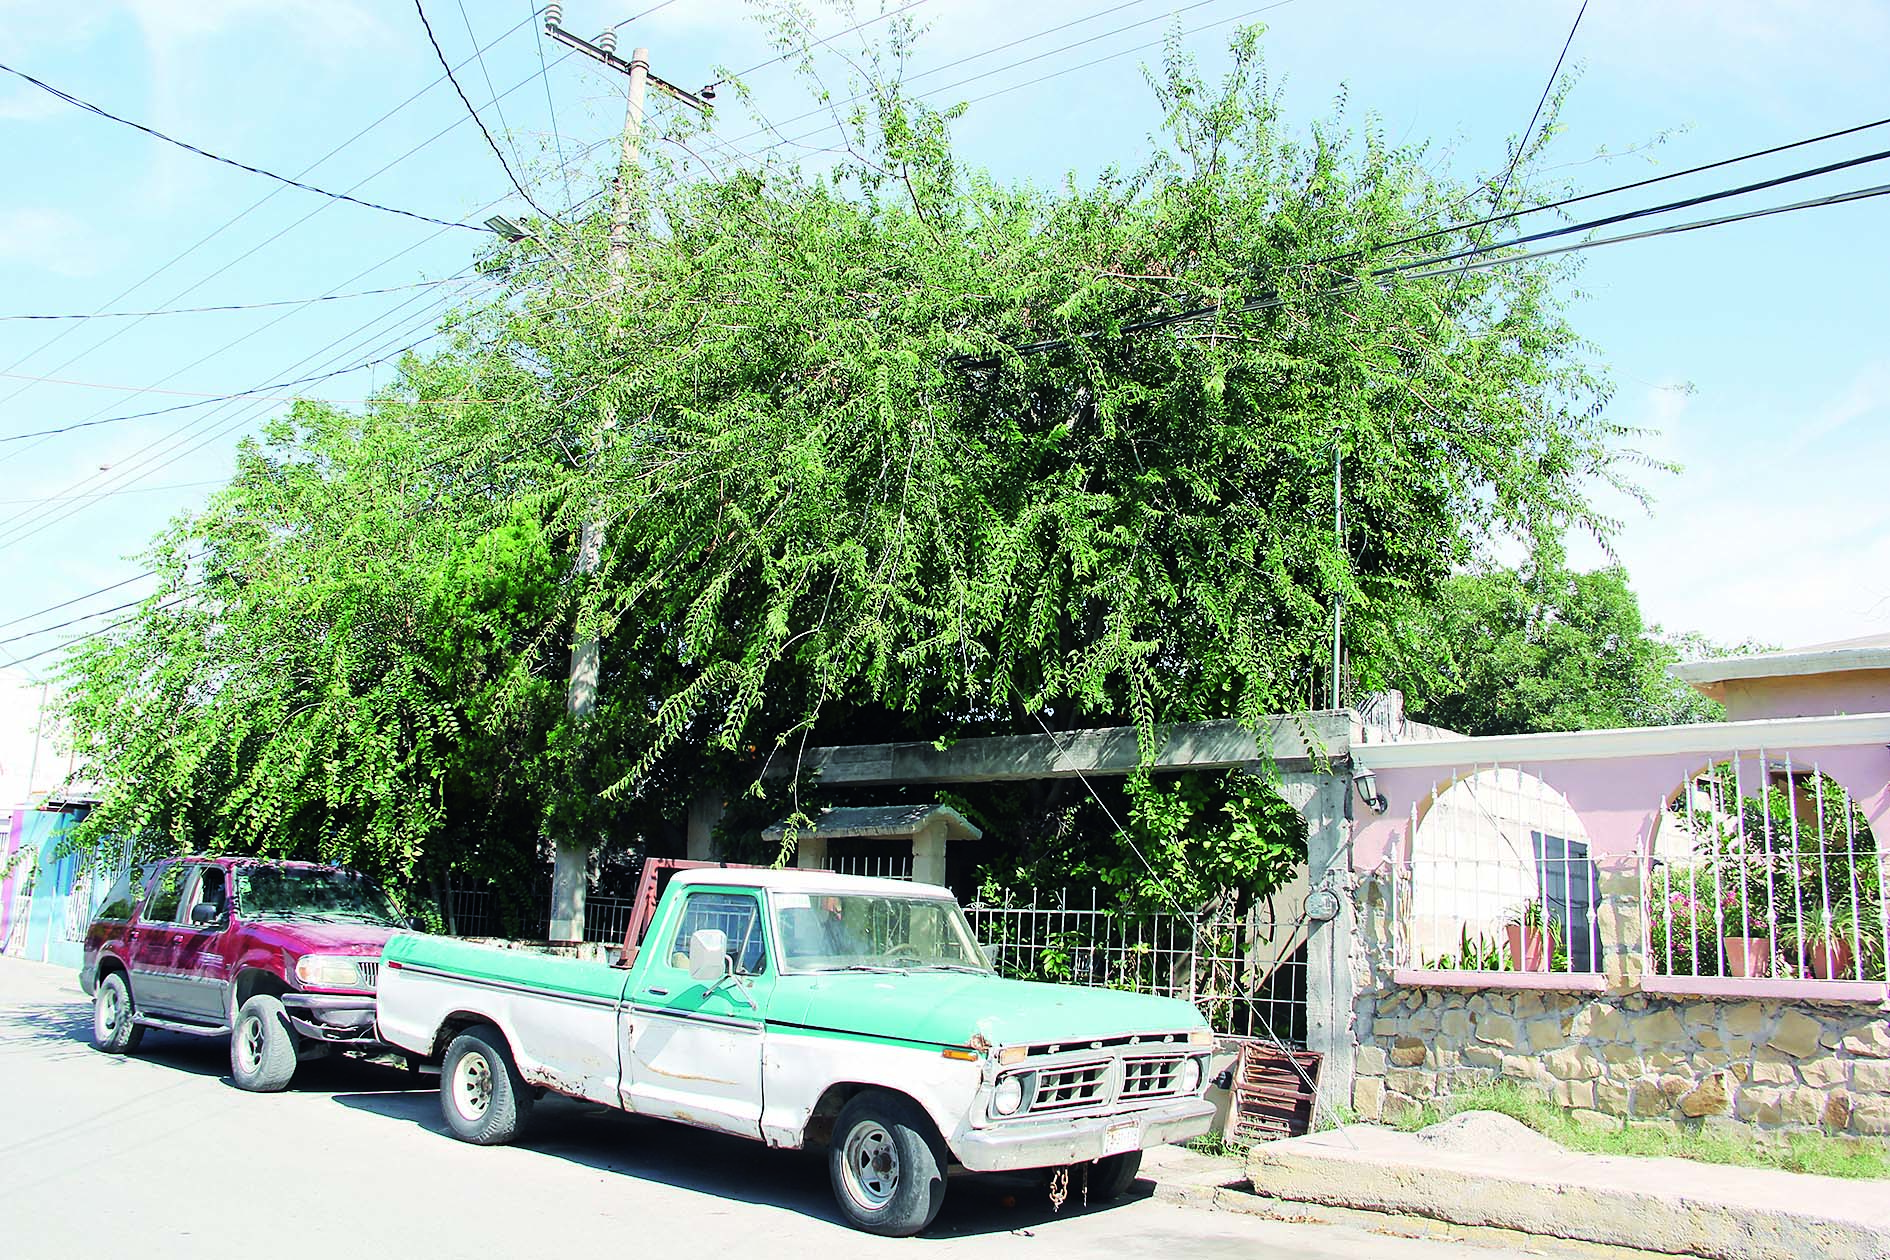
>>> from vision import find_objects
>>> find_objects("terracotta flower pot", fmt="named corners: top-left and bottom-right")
top-left (1723, 936), bottom-right (1772, 978)
top-left (1505, 923), bottom-right (1549, 972)
top-left (1804, 940), bottom-right (1853, 980)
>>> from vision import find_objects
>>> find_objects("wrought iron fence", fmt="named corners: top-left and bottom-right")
top-left (962, 886), bottom-right (1309, 1043)
top-left (1644, 750), bottom-right (1886, 984)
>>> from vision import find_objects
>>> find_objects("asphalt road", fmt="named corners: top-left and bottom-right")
top-left (1, 957), bottom-right (1528, 1259)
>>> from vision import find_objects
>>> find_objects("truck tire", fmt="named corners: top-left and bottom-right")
top-left (1088, 1150), bottom-right (1143, 1201)
top-left (92, 971), bottom-right (143, 1055)
top-left (231, 994), bottom-right (300, 1092)
top-left (828, 1091), bottom-right (948, 1237)
top-left (440, 1025), bottom-right (534, 1146)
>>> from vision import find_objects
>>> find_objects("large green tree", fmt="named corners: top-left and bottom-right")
top-left (56, 20), bottom-right (1640, 898)
top-left (1397, 542), bottom-right (1729, 736)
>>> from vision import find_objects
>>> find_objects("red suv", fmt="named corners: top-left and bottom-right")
top-left (81, 856), bottom-right (411, 1091)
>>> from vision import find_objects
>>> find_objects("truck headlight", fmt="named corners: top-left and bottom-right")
top-left (1180, 1057), bottom-right (1204, 1093)
top-left (992, 1075), bottom-right (1026, 1116)
top-left (295, 955), bottom-right (368, 990)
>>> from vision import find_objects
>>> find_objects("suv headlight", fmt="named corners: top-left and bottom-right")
top-left (992, 1074), bottom-right (1026, 1116)
top-left (295, 955), bottom-right (369, 990)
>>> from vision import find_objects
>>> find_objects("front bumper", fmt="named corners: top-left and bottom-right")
top-left (282, 992), bottom-right (381, 1044)
top-left (949, 1096), bottom-right (1216, 1173)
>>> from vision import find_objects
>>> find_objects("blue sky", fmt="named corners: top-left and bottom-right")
top-left (2, 0), bottom-right (1888, 688)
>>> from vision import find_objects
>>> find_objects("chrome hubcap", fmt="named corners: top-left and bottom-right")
top-left (97, 988), bottom-right (120, 1036)
top-left (238, 1017), bottom-right (264, 1072)
top-left (454, 1051), bottom-right (493, 1120)
top-left (841, 1123), bottom-right (900, 1210)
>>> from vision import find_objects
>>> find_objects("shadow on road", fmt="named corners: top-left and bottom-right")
top-left (0, 994), bottom-right (431, 1093)
top-left (332, 1088), bottom-right (1152, 1240)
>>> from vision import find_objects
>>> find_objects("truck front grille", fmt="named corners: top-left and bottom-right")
top-left (356, 960), bottom-right (380, 990)
top-left (1120, 1054), bottom-right (1184, 1099)
top-left (1028, 1061), bottom-right (1109, 1112)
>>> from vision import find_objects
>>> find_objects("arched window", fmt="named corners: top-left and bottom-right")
top-left (1400, 766), bottom-right (1600, 976)
top-left (1645, 752), bottom-right (1884, 983)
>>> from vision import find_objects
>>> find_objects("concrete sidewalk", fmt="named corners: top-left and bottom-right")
top-left (1243, 1113), bottom-right (1890, 1260)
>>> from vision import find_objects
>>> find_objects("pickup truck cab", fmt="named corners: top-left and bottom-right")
top-left (376, 869), bottom-right (1215, 1235)
top-left (83, 856), bottom-right (407, 1091)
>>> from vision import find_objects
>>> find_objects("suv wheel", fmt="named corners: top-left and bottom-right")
top-left (92, 972), bottom-right (143, 1054)
top-left (828, 1091), bottom-right (948, 1236)
top-left (440, 1025), bottom-right (534, 1145)
top-left (230, 994), bottom-right (299, 1092)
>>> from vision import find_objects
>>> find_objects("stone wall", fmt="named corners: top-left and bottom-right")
top-left (1350, 872), bottom-right (1890, 1141)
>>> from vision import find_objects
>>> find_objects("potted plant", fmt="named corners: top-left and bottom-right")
top-left (1784, 905), bottom-right (1867, 980)
top-left (1503, 901), bottom-right (1557, 973)
top-left (1719, 897), bottom-right (1772, 978)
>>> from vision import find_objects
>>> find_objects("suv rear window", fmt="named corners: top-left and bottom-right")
top-left (143, 864), bottom-right (185, 922)
top-left (95, 869), bottom-right (139, 921)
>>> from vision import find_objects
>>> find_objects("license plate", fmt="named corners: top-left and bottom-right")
top-left (1103, 1120), bottom-right (1140, 1156)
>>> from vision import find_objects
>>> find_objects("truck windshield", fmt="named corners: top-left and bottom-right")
top-left (237, 868), bottom-right (401, 926)
top-left (771, 891), bottom-right (990, 973)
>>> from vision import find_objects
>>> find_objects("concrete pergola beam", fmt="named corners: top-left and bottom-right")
top-left (789, 710), bottom-right (1356, 787)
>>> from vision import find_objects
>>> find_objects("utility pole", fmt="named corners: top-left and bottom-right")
top-left (542, 5), bottom-right (710, 945)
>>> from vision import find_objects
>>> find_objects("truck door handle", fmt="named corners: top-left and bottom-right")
top-left (646, 988), bottom-right (669, 997)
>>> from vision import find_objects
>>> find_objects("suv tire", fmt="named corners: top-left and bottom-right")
top-left (828, 1091), bottom-right (948, 1236)
top-left (92, 971), bottom-right (144, 1054)
top-left (441, 1025), bottom-right (534, 1145)
top-left (231, 994), bottom-right (299, 1092)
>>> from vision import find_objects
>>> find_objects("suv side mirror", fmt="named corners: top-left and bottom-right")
top-left (190, 902), bottom-right (223, 925)
top-left (687, 929), bottom-right (729, 984)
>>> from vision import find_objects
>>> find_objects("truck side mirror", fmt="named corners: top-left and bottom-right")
top-left (982, 943), bottom-right (999, 968)
top-left (687, 929), bottom-right (729, 984)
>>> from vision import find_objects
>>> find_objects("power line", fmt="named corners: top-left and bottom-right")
top-left (0, 60), bottom-right (496, 234)
top-left (0, 571), bottom-right (156, 634)
top-left (957, 137), bottom-right (1890, 366)
top-left (968, 174), bottom-right (1890, 368)
top-left (0, 277), bottom-right (459, 323)
top-left (0, 337), bottom-right (479, 445)
top-left (1492, 1), bottom-right (1588, 223)
top-left (0, 480), bottom-right (222, 506)
top-left (416, 0), bottom-right (560, 222)
top-left (530, 0), bottom-right (576, 208)
top-left (0, 593), bottom-right (164, 647)
top-left (0, 7), bottom-right (542, 431)
top-left (700, 0), bottom-right (935, 95)
top-left (0, 596), bottom-right (192, 672)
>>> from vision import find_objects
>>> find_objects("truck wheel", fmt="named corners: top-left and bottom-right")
top-left (440, 1026), bottom-right (534, 1146)
top-left (92, 972), bottom-right (143, 1054)
top-left (231, 994), bottom-right (300, 1091)
top-left (828, 1092), bottom-right (947, 1237)
top-left (1088, 1150), bottom-right (1143, 1201)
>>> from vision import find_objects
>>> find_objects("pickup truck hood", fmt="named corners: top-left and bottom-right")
top-left (770, 971), bottom-right (1205, 1050)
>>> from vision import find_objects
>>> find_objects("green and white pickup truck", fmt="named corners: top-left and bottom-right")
top-left (376, 868), bottom-right (1215, 1235)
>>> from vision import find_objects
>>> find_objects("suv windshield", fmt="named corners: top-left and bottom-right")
top-left (236, 867), bottom-right (401, 926)
top-left (771, 891), bottom-right (990, 973)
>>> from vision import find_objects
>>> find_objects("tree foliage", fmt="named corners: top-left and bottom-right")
top-left (1398, 541), bottom-right (1726, 737)
top-left (56, 16), bottom-right (1645, 898)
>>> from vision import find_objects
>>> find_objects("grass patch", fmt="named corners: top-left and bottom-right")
top-left (1183, 1131), bottom-right (1251, 1159)
top-left (1394, 1083), bottom-right (1890, 1180)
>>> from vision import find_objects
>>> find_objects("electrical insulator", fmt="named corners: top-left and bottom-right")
top-left (598, 28), bottom-right (616, 55)
top-left (543, 2), bottom-right (561, 31)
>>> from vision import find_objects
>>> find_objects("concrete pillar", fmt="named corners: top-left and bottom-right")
top-left (793, 833), bottom-right (828, 870)
top-left (911, 818), bottom-right (947, 886)
top-left (686, 792), bottom-right (724, 862)
top-left (1279, 770), bottom-right (1356, 1124)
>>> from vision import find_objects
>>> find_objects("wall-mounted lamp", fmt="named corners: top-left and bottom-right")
top-left (1353, 768), bottom-right (1387, 815)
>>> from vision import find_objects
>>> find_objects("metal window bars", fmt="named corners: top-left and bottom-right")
top-left (1643, 751), bottom-right (1886, 983)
